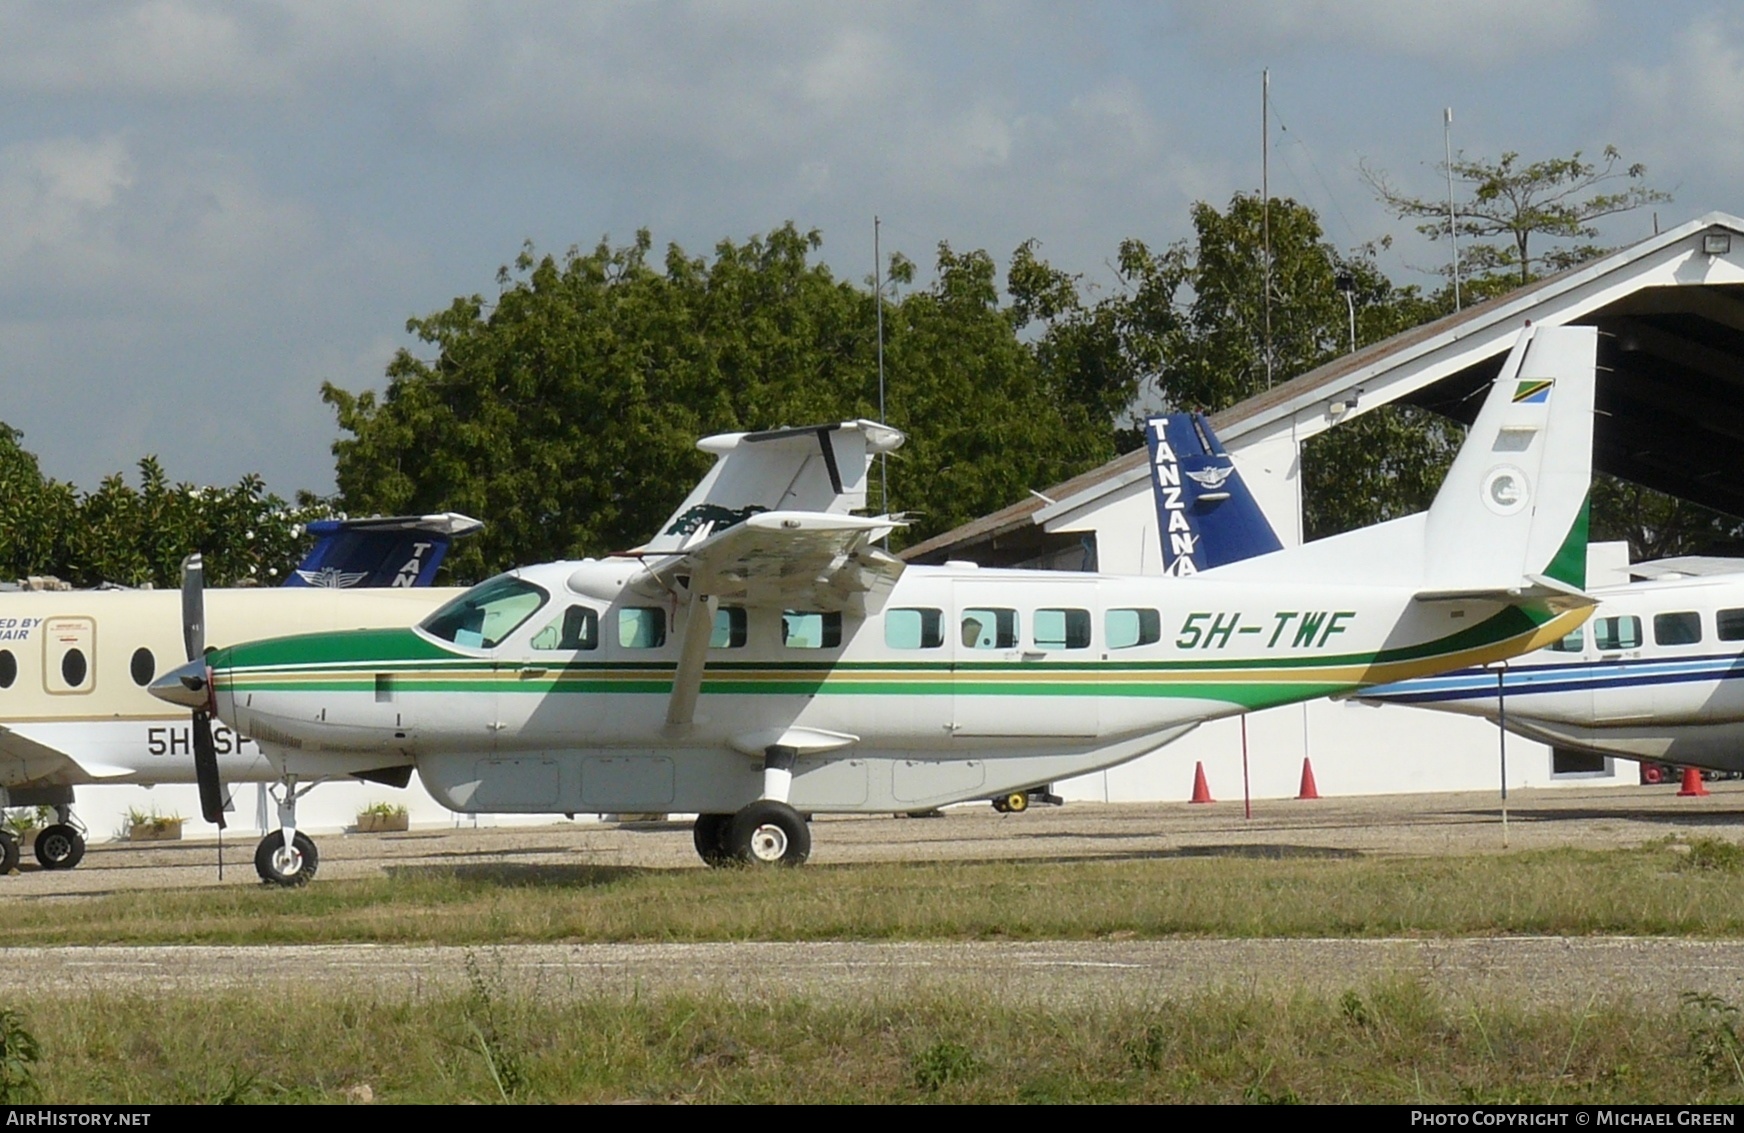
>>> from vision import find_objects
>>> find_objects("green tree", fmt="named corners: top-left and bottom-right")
top-left (1105, 193), bottom-right (1458, 536)
top-left (0, 422), bottom-right (329, 588)
top-left (1364, 145), bottom-right (1671, 288)
top-left (324, 224), bottom-right (1119, 577)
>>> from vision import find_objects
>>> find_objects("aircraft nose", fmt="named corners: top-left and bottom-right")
top-left (149, 659), bottom-right (212, 711)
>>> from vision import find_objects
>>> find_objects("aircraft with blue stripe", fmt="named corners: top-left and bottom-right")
top-left (1359, 565), bottom-right (1744, 772)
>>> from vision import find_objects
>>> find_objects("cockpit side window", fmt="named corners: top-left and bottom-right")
top-left (421, 576), bottom-right (549, 649)
top-left (531, 605), bottom-right (599, 651)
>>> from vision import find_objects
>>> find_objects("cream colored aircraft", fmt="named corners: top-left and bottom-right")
top-left (156, 326), bottom-right (1602, 880)
top-left (0, 515), bottom-right (490, 872)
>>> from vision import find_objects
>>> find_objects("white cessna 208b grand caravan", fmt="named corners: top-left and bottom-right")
top-left (154, 325), bottom-right (1602, 882)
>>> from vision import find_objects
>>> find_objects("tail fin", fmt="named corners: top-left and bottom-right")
top-left (641, 419), bottom-right (906, 554)
top-left (1145, 413), bottom-right (1282, 575)
top-left (1419, 324), bottom-right (1594, 595)
top-left (284, 513), bottom-right (483, 589)
top-left (1202, 324), bottom-right (1595, 594)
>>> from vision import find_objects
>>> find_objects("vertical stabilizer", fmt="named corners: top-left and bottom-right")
top-left (1146, 413), bottom-right (1283, 575)
top-left (1421, 325), bottom-right (1595, 592)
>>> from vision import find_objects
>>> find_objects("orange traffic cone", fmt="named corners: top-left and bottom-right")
top-left (1297, 758), bottom-right (1320, 800)
top-left (1189, 761), bottom-right (1214, 804)
top-left (1678, 767), bottom-right (1710, 797)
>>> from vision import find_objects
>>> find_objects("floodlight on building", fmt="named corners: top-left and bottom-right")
top-left (1702, 232), bottom-right (1732, 256)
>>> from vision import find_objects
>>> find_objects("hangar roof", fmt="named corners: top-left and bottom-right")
top-left (904, 212), bottom-right (1744, 565)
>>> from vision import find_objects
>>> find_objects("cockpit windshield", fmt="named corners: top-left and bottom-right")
top-left (419, 575), bottom-right (549, 649)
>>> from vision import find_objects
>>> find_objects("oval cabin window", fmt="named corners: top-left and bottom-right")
top-left (61, 649), bottom-right (87, 689)
top-left (0, 650), bottom-right (14, 688)
top-left (130, 647), bottom-right (156, 687)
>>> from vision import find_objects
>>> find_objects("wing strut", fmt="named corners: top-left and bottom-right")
top-left (664, 595), bottom-right (719, 731)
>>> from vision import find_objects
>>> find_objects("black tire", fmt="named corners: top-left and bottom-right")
top-left (0, 833), bottom-right (18, 874)
top-left (34, 824), bottom-right (85, 870)
top-left (254, 830), bottom-right (319, 887)
top-left (692, 813), bottom-right (733, 867)
top-left (991, 796), bottom-right (1010, 813)
top-left (1005, 792), bottom-right (1029, 814)
top-left (726, 801), bottom-right (811, 867)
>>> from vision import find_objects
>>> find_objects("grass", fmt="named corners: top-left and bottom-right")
top-left (8, 839), bottom-right (1744, 945)
top-left (12, 978), bottom-right (1744, 1103)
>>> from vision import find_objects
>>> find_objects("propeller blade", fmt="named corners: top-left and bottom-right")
top-left (181, 553), bottom-right (206, 662)
top-left (192, 710), bottom-right (226, 829)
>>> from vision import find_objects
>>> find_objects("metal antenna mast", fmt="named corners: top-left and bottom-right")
top-left (875, 216), bottom-right (888, 516)
top-left (1445, 107), bottom-right (1462, 311)
top-left (1262, 69), bottom-right (1272, 388)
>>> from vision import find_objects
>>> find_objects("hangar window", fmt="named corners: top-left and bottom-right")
top-left (782, 611), bottom-right (842, 650)
top-left (531, 606), bottom-right (598, 651)
top-left (885, 608), bottom-right (944, 649)
top-left (422, 575), bottom-right (548, 649)
top-left (0, 650), bottom-right (13, 688)
top-left (960, 608), bottom-right (1018, 650)
top-left (710, 607), bottom-right (747, 649)
top-left (1719, 608), bottom-right (1744, 641)
top-left (1548, 628), bottom-right (1584, 653)
top-left (1106, 608), bottom-right (1161, 650)
top-left (1593, 615), bottom-right (1643, 651)
top-left (1653, 611), bottom-right (1702, 647)
top-left (1034, 608), bottom-right (1092, 650)
top-left (130, 647), bottom-right (156, 686)
top-left (618, 608), bottom-right (667, 649)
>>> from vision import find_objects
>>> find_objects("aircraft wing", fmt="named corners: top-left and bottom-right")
top-left (639, 511), bottom-right (905, 731)
top-left (0, 725), bottom-right (134, 787)
top-left (642, 511), bottom-right (906, 616)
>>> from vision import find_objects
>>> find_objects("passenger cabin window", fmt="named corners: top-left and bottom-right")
top-left (782, 611), bottom-right (842, 649)
top-left (1719, 608), bottom-right (1744, 642)
top-left (130, 647), bottom-right (156, 686)
top-left (1106, 608), bottom-right (1162, 650)
top-left (0, 650), bottom-right (12, 688)
top-left (711, 607), bottom-right (747, 649)
top-left (1593, 615), bottom-right (1643, 651)
top-left (531, 606), bottom-right (599, 651)
top-left (1034, 608), bottom-right (1092, 650)
top-left (960, 608), bottom-right (1018, 650)
top-left (885, 608), bottom-right (944, 650)
top-left (1548, 628), bottom-right (1584, 653)
top-left (422, 576), bottom-right (549, 649)
top-left (618, 608), bottom-right (667, 649)
top-left (1653, 611), bottom-right (1702, 647)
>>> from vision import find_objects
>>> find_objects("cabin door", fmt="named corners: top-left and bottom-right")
top-left (951, 580), bottom-right (1100, 738)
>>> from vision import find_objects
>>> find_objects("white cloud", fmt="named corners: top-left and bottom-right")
top-left (1616, 13), bottom-right (1744, 183)
top-left (1168, 0), bottom-right (1600, 67)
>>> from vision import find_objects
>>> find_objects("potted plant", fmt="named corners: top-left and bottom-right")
top-left (355, 802), bottom-right (408, 834)
top-left (125, 807), bottom-right (182, 842)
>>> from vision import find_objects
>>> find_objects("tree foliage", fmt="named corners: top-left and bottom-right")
top-left (1365, 146), bottom-right (1671, 287)
top-left (0, 423), bottom-right (330, 589)
top-left (325, 224), bottom-right (1122, 578)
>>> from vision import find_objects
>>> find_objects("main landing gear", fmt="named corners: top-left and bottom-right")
top-left (256, 774), bottom-right (322, 886)
top-left (34, 807), bottom-right (86, 871)
top-left (691, 744), bottom-right (812, 867)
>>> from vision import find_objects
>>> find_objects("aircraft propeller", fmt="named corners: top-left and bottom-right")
top-left (154, 554), bottom-right (227, 828)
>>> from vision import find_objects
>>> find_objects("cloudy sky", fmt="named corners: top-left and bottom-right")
top-left (1, 0), bottom-right (1738, 499)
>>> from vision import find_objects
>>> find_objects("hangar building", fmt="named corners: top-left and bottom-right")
top-left (903, 212), bottom-right (1744, 802)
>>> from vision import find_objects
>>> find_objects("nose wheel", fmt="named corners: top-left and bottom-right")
top-left (255, 830), bottom-right (319, 886)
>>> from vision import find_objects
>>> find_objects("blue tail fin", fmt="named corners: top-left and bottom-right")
top-left (1145, 414), bottom-right (1282, 576)
top-left (284, 513), bottom-right (483, 589)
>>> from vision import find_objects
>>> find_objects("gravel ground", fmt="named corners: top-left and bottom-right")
top-left (9, 779), bottom-right (1743, 897)
top-left (5, 782), bottom-right (1744, 1005)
